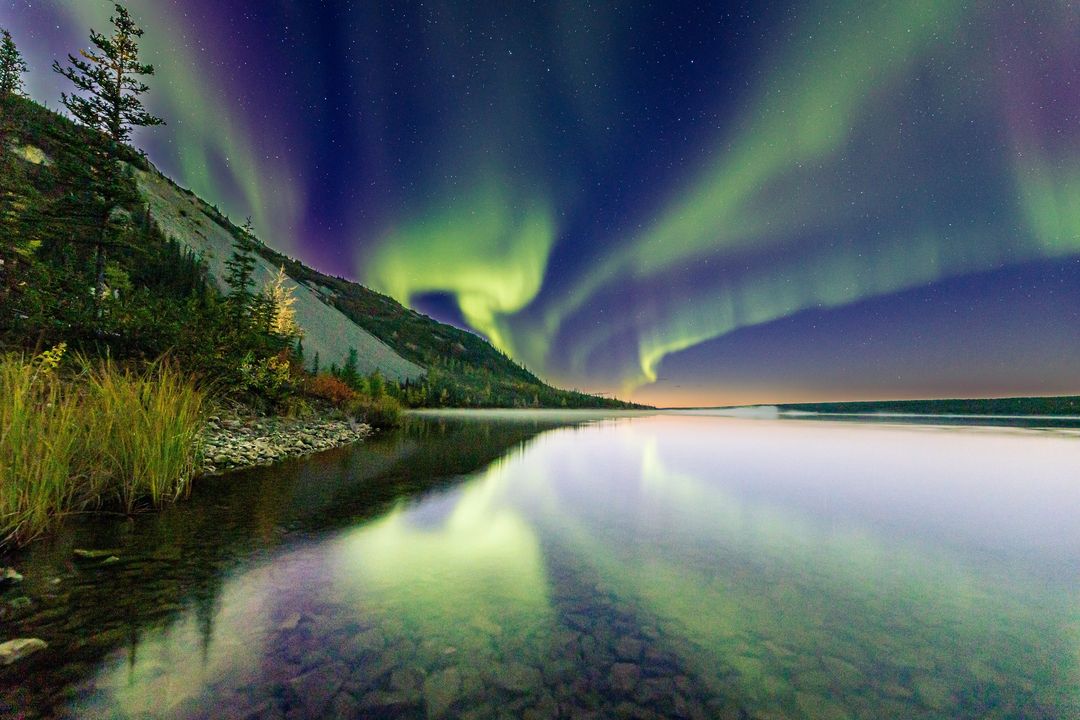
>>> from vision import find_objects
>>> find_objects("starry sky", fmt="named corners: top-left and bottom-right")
top-left (4, 1), bottom-right (1079, 406)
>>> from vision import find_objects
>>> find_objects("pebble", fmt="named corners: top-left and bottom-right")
top-left (0, 638), bottom-right (47, 665)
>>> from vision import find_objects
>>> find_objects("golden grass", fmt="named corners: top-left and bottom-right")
top-left (0, 351), bottom-right (206, 546)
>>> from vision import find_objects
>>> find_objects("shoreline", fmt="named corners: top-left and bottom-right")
top-left (198, 414), bottom-right (373, 475)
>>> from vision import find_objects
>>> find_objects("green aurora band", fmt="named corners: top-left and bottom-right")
top-left (362, 0), bottom-right (1079, 396)
top-left (366, 177), bottom-right (555, 358)
top-left (545, 0), bottom-right (1080, 392)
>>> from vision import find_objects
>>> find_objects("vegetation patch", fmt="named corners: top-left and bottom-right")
top-left (0, 347), bottom-right (205, 547)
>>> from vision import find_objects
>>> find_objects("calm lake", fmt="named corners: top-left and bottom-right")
top-left (2, 411), bottom-right (1078, 719)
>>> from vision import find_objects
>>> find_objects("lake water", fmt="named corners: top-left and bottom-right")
top-left (1, 411), bottom-right (1078, 719)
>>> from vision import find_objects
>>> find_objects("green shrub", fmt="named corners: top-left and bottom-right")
top-left (349, 394), bottom-right (401, 429)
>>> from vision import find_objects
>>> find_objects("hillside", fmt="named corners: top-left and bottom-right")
top-left (2, 96), bottom-right (639, 409)
top-left (134, 167), bottom-right (423, 382)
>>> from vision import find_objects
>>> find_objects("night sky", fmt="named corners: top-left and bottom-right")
top-left (4, 1), bottom-right (1079, 406)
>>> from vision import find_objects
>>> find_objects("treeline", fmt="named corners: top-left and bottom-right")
top-left (778, 396), bottom-right (1080, 417)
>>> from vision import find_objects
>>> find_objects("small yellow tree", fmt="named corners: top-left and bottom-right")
top-left (264, 265), bottom-right (301, 338)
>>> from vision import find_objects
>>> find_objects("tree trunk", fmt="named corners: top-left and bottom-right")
top-left (92, 205), bottom-right (110, 321)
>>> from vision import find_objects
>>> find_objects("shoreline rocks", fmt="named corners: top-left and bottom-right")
top-left (198, 415), bottom-right (372, 475)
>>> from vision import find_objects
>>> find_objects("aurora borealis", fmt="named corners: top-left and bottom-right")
top-left (5, 0), bottom-right (1078, 405)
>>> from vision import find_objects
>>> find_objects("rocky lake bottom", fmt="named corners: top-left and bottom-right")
top-left (1, 411), bottom-right (1078, 719)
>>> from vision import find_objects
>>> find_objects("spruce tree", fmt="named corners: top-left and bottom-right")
top-left (52, 3), bottom-right (165, 316)
top-left (53, 4), bottom-right (164, 144)
top-left (0, 29), bottom-right (27, 97)
top-left (342, 347), bottom-right (360, 389)
top-left (224, 218), bottom-right (259, 324)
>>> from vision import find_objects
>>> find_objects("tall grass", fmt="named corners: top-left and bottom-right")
top-left (0, 351), bottom-right (206, 546)
top-left (0, 354), bottom-right (83, 545)
top-left (83, 359), bottom-right (206, 513)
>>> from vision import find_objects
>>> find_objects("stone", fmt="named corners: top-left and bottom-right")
top-left (288, 664), bottom-right (343, 718)
top-left (795, 691), bottom-right (852, 720)
top-left (73, 549), bottom-right (118, 560)
top-left (633, 676), bottom-right (674, 706)
top-left (279, 613), bottom-right (302, 631)
top-left (497, 662), bottom-right (543, 694)
top-left (615, 636), bottom-right (643, 661)
top-left (913, 675), bottom-right (953, 710)
top-left (0, 638), bottom-right (47, 665)
top-left (0, 568), bottom-right (22, 586)
top-left (330, 692), bottom-right (360, 718)
top-left (361, 689), bottom-right (417, 714)
top-left (390, 667), bottom-right (426, 697)
top-left (610, 663), bottom-right (641, 695)
top-left (423, 667), bottom-right (462, 719)
top-left (822, 655), bottom-right (864, 687)
top-left (345, 628), bottom-right (384, 658)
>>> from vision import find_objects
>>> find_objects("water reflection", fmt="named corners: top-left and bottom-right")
top-left (2, 413), bottom-right (1078, 719)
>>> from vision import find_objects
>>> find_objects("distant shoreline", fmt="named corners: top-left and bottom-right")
top-left (669, 395), bottom-right (1080, 417)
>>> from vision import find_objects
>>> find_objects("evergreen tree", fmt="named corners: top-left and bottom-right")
top-left (0, 28), bottom-right (27, 97)
top-left (223, 218), bottom-right (258, 323)
top-left (53, 3), bottom-right (165, 316)
top-left (341, 347), bottom-right (360, 389)
top-left (312, 351), bottom-right (320, 376)
top-left (368, 369), bottom-right (385, 398)
top-left (52, 4), bottom-right (164, 145)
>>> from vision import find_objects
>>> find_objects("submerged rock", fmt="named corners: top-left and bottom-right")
top-left (0, 638), bottom-right (47, 665)
top-left (610, 663), bottom-right (642, 694)
top-left (913, 675), bottom-right (953, 710)
top-left (288, 664), bottom-right (344, 718)
top-left (497, 662), bottom-right (543, 694)
top-left (423, 667), bottom-right (462, 719)
top-left (615, 635), bottom-right (643, 661)
top-left (0, 568), bottom-right (22, 586)
top-left (73, 549), bottom-right (119, 560)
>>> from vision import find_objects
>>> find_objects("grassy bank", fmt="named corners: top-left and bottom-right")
top-left (0, 347), bottom-right (205, 546)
